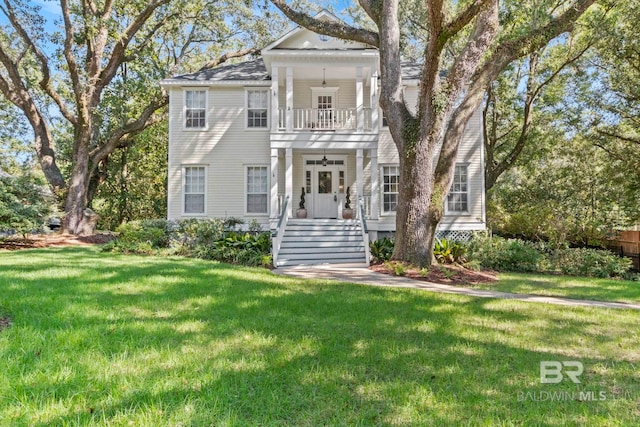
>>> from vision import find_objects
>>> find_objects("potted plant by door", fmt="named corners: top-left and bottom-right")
top-left (296, 187), bottom-right (307, 218)
top-left (342, 187), bottom-right (354, 219)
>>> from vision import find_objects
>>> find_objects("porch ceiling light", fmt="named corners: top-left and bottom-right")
top-left (322, 68), bottom-right (326, 88)
top-left (322, 150), bottom-right (328, 167)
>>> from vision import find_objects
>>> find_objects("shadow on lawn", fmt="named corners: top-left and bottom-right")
top-left (0, 247), bottom-right (638, 426)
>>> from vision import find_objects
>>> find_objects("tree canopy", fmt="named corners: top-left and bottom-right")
top-left (270, 0), bottom-right (598, 266)
top-left (0, 0), bottom-right (282, 234)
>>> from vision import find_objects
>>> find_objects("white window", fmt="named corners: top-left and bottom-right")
top-left (183, 166), bottom-right (206, 214)
top-left (382, 165), bottom-right (399, 213)
top-left (447, 164), bottom-right (469, 213)
top-left (246, 89), bottom-right (269, 128)
top-left (185, 90), bottom-right (206, 129)
top-left (246, 166), bottom-right (268, 214)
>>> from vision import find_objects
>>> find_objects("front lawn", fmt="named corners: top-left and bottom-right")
top-left (471, 272), bottom-right (640, 304)
top-left (0, 247), bottom-right (638, 426)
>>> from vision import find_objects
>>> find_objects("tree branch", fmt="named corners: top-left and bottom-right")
top-left (473, 0), bottom-right (597, 88)
top-left (1, 0), bottom-right (77, 125)
top-left (89, 95), bottom-right (168, 165)
top-left (443, 0), bottom-right (493, 43)
top-left (199, 47), bottom-right (261, 71)
top-left (596, 129), bottom-right (640, 145)
top-left (94, 0), bottom-right (172, 106)
top-left (269, 0), bottom-right (379, 46)
top-left (60, 0), bottom-right (83, 113)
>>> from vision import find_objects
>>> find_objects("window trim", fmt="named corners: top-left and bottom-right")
top-left (181, 165), bottom-right (207, 216)
top-left (380, 164), bottom-right (400, 216)
top-left (183, 89), bottom-right (208, 131)
top-left (245, 88), bottom-right (270, 130)
top-left (445, 163), bottom-right (470, 215)
top-left (244, 165), bottom-right (270, 216)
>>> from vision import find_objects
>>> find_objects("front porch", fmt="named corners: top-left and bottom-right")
top-left (269, 148), bottom-right (380, 225)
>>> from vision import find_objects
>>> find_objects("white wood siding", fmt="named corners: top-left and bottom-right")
top-left (375, 90), bottom-right (485, 231)
top-left (167, 86), bottom-right (271, 224)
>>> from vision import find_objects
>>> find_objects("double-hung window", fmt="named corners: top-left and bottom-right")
top-left (185, 90), bottom-right (206, 129)
top-left (246, 89), bottom-right (269, 128)
top-left (382, 165), bottom-right (399, 213)
top-left (246, 166), bottom-right (268, 214)
top-left (183, 166), bottom-right (206, 214)
top-left (447, 164), bottom-right (469, 213)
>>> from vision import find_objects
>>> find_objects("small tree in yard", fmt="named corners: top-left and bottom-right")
top-left (271, 0), bottom-right (598, 266)
top-left (0, 176), bottom-right (51, 238)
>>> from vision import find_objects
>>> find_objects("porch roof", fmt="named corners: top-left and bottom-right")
top-left (161, 58), bottom-right (426, 85)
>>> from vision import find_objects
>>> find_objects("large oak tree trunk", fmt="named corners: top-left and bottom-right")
top-left (63, 131), bottom-right (95, 235)
top-left (393, 141), bottom-right (440, 266)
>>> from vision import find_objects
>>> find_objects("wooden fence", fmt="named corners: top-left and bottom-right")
top-left (606, 230), bottom-right (640, 272)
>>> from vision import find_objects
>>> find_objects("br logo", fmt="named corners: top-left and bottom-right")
top-left (540, 361), bottom-right (583, 384)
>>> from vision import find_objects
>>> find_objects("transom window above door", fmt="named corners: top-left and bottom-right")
top-left (317, 95), bottom-right (332, 110)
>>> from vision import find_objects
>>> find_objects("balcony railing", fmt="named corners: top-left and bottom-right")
top-left (278, 108), bottom-right (373, 132)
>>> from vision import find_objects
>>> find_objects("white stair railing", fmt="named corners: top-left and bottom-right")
top-left (358, 196), bottom-right (371, 265)
top-left (272, 195), bottom-right (289, 267)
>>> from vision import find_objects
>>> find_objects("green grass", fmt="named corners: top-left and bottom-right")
top-left (470, 273), bottom-right (640, 304)
top-left (0, 247), bottom-right (638, 426)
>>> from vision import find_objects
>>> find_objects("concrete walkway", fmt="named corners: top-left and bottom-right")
top-left (275, 265), bottom-right (640, 311)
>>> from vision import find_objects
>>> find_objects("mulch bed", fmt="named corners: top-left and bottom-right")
top-left (370, 262), bottom-right (498, 286)
top-left (0, 233), bottom-right (116, 250)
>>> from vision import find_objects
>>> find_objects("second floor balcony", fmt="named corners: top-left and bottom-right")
top-left (277, 107), bottom-right (373, 132)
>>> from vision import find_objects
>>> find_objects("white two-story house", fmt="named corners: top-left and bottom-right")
top-left (160, 11), bottom-right (486, 267)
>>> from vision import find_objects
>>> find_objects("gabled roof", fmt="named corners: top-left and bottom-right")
top-left (162, 58), bottom-right (426, 85)
top-left (163, 59), bottom-right (269, 85)
top-left (262, 9), bottom-right (369, 52)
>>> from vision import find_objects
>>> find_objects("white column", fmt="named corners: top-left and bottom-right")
top-left (356, 67), bottom-right (363, 132)
top-left (356, 149), bottom-right (364, 206)
top-left (285, 148), bottom-right (293, 218)
top-left (370, 148), bottom-right (379, 220)
top-left (270, 148), bottom-right (279, 220)
top-left (270, 67), bottom-right (279, 131)
top-left (371, 70), bottom-right (379, 132)
top-left (286, 67), bottom-right (293, 132)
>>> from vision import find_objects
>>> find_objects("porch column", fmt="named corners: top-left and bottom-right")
top-left (356, 67), bottom-right (364, 132)
top-left (285, 148), bottom-right (293, 218)
top-left (270, 67), bottom-right (279, 131)
top-left (270, 148), bottom-right (279, 220)
top-left (356, 149), bottom-right (364, 208)
top-left (370, 148), bottom-right (379, 220)
top-left (371, 70), bottom-right (379, 131)
top-left (286, 67), bottom-right (293, 132)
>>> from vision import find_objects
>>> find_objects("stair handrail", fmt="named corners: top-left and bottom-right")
top-left (272, 195), bottom-right (290, 267)
top-left (358, 195), bottom-right (371, 265)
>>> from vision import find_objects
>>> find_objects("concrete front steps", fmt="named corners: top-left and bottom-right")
top-left (276, 219), bottom-right (368, 267)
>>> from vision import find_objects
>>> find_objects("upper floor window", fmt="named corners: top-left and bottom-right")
top-left (185, 90), bottom-right (206, 129)
top-left (382, 165), bottom-right (399, 213)
top-left (183, 166), bottom-right (206, 214)
top-left (246, 89), bottom-right (269, 128)
top-left (447, 164), bottom-right (469, 213)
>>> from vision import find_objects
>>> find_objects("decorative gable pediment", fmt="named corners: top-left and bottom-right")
top-left (263, 10), bottom-right (373, 52)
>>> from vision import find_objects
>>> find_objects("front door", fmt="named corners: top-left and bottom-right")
top-left (315, 167), bottom-right (339, 218)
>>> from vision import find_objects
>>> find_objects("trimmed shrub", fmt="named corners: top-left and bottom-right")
top-left (114, 220), bottom-right (170, 250)
top-left (468, 235), bottom-right (632, 278)
top-left (107, 218), bottom-right (272, 267)
top-left (0, 176), bottom-right (52, 237)
top-left (467, 235), bottom-right (541, 272)
top-left (550, 248), bottom-right (632, 278)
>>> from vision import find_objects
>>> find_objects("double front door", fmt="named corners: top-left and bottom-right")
top-left (307, 164), bottom-right (345, 219)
